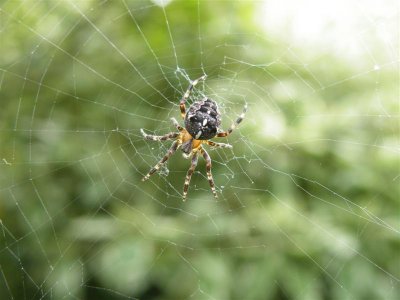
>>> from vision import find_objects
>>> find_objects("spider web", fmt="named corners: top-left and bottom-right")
top-left (0, 0), bottom-right (399, 299)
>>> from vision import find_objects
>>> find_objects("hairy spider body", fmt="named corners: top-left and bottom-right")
top-left (141, 75), bottom-right (247, 200)
top-left (185, 97), bottom-right (221, 140)
top-left (180, 129), bottom-right (201, 156)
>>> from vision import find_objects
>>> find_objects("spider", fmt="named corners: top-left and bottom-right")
top-left (141, 75), bottom-right (247, 200)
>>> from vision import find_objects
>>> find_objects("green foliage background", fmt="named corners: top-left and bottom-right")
top-left (0, 1), bottom-right (399, 299)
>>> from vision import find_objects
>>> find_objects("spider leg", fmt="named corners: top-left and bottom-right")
top-left (170, 118), bottom-right (184, 131)
top-left (217, 103), bottom-right (247, 138)
top-left (142, 141), bottom-right (180, 181)
top-left (141, 129), bottom-right (179, 141)
top-left (205, 141), bottom-right (232, 149)
top-left (180, 74), bottom-right (207, 119)
top-left (201, 148), bottom-right (218, 199)
top-left (182, 152), bottom-right (199, 201)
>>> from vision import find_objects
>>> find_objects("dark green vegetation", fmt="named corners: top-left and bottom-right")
top-left (0, 1), bottom-right (398, 299)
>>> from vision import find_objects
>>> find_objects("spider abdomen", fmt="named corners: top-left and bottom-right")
top-left (185, 97), bottom-right (221, 140)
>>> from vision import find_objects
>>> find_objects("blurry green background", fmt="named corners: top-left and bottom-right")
top-left (0, 0), bottom-right (399, 299)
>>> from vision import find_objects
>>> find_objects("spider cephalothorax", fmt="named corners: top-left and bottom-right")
top-left (141, 75), bottom-right (247, 200)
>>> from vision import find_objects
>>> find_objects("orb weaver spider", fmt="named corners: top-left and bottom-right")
top-left (141, 75), bottom-right (247, 200)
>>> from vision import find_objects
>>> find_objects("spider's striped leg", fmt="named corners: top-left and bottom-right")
top-left (205, 141), bottom-right (232, 149)
top-left (170, 118), bottom-right (184, 131)
top-left (201, 148), bottom-right (218, 199)
top-left (182, 152), bottom-right (199, 201)
top-left (141, 129), bottom-right (179, 141)
top-left (142, 141), bottom-right (180, 181)
top-left (179, 74), bottom-right (207, 119)
top-left (216, 103), bottom-right (247, 138)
